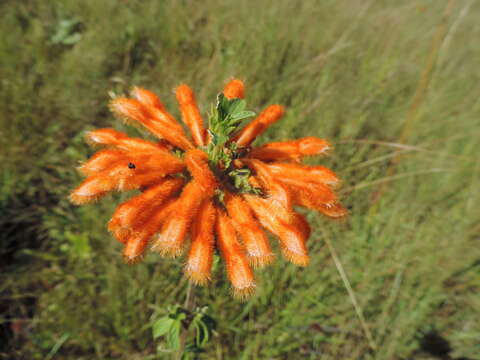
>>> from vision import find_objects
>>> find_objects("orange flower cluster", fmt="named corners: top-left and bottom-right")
top-left (70, 79), bottom-right (346, 297)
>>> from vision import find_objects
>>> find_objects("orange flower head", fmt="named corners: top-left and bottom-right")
top-left (70, 78), bottom-right (347, 298)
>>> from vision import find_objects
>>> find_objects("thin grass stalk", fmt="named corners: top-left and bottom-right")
top-left (321, 228), bottom-right (377, 351)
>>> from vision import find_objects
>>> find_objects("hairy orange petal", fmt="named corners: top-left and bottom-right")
top-left (292, 212), bottom-right (311, 240)
top-left (216, 210), bottom-right (256, 298)
top-left (122, 198), bottom-right (177, 263)
top-left (225, 193), bottom-right (274, 267)
top-left (85, 128), bottom-right (127, 146)
top-left (298, 137), bottom-right (332, 156)
top-left (121, 138), bottom-right (171, 153)
top-left (267, 180), bottom-right (293, 210)
top-left (70, 179), bottom-right (108, 204)
top-left (249, 140), bottom-right (298, 162)
top-left (109, 98), bottom-right (150, 125)
top-left (184, 149), bottom-right (217, 195)
top-left (110, 153), bottom-right (184, 192)
top-left (291, 187), bottom-right (348, 218)
top-left (148, 111), bottom-right (195, 150)
top-left (249, 137), bottom-right (331, 162)
top-left (152, 181), bottom-right (206, 257)
top-left (286, 181), bottom-right (337, 207)
top-left (80, 150), bottom-right (184, 181)
top-left (243, 194), bottom-right (309, 266)
top-left (233, 104), bottom-right (285, 147)
top-left (223, 79), bottom-right (245, 99)
top-left (184, 200), bottom-right (216, 284)
top-left (131, 86), bottom-right (166, 111)
top-left (132, 152), bottom-right (185, 174)
top-left (266, 162), bottom-right (339, 187)
top-left (85, 128), bottom-right (170, 153)
top-left (176, 85), bottom-right (206, 146)
top-left (246, 193), bottom-right (293, 225)
top-left (70, 163), bottom-right (135, 204)
top-left (108, 178), bottom-right (184, 241)
top-left (122, 233), bottom-right (152, 264)
top-left (317, 202), bottom-right (348, 219)
top-left (110, 98), bottom-right (194, 150)
top-left (70, 176), bottom-right (114, 204)
top-left (275, 221), bottom-right (310, 267)
top-left (117, 171), bottom-right (164, 191)
top-left (148, 103), bottom-right (184, 132)
top-left (243, 159), bottom-right (293, 210)
top-left (78, 149), bottom-right (127, 176)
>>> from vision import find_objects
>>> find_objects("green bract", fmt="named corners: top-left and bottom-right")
top-left (205, 94), bottom-right (260, 198)
top-left (206, 94), bottom-right (255, 166)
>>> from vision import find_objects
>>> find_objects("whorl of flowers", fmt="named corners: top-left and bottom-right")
top-left (70, 79), bottom-right (346, 297)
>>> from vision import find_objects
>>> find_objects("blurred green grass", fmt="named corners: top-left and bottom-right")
top-left (1, 0), bottom-right (479, 359)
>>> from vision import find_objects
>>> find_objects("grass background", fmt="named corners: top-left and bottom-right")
top-left (1, 0), bottom-right (479, 359)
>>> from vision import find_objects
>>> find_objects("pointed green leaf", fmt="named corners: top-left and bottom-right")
top-left (152, 316), bottom-right (174, 339)
top-left (226, 99), bottom-right (246, 115)
top-left (167, 319), bottom-right (182, 350)
top-left (230, 110), bottom-right (256, 122)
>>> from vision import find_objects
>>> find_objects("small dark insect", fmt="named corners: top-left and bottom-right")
top-left (128, 162), bottom-right (136, 169)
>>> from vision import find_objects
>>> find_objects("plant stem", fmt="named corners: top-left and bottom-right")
top-left (175, 281), bottom-right (196, 360)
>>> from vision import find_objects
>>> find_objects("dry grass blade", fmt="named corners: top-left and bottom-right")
top-left (341, 168), bottom-right (451, 194)
top-left (321, 228), bottom-right (377, 351)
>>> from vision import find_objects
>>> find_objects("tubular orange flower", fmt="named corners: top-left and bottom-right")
top-left (242, 193), bottom-right (309, 266)
top-left (185, 200), bottom-right (216, 284)
top-left (131, 86), bottom-right (166, 111)
top-left (86, 128), bottom-right (170, 153)
top-left (248, 136), bottom-right (331, 162)
top-left (152, 180), bottom-right (206, 257)
top-left (216, 209), bottom-right (256, 297)
top-left (109, 97), bottom-right (194, 150)
top-left (240, 159), bottom-right (293, 210)
top-left (265, 162), bottom-right (340, 187)
top-left (70, 78), bottom-right (346, 297)
top-left (78, 149), bottom-right (127, 176)
top-left (225, 193), bottom-right (274, 267)
top-left (233, 104), bottom-right (285, 147)
top-left (123, 198), bottom-right (177, 263)
top-left (108, 178), bottom-right (184, 240)
top-left (176, 84), bottom-right (206, 146)
top-left (184, 149), bottom-right (218, 195)
top-left (70, 163), bottom-right (135, 204)
top-left (223, 79), bottom-right (245, 99)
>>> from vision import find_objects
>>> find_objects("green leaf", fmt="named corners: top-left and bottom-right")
top-left (61, 33), bottom-right (82, 45)
top-left (207, 130), bottom-right (218, 145)
top-left (152, 316), bottom-right (174, 339)
top-left (230, 110), bottom-right (256, 122)
top-left (50, 18), bottom-right (82, 45)
top-left (207, 93), bottom-right (255, 165)
top-left (167, 319), bottom-right (182, 350)
top-left (191, 310), bottom-right (216, 347)
top-left (197, 319), bottom-right (210, 346)
top-left (226, 99), bottom-right (246, 116)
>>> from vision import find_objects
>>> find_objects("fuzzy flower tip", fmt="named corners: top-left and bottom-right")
top-left (70, 79), bottom-right (347, 298)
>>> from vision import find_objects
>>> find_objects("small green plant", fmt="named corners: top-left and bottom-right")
top-left (152, 304), bottom-right (216, 358)
top-left (50, 18), bottom-right (82, 46)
